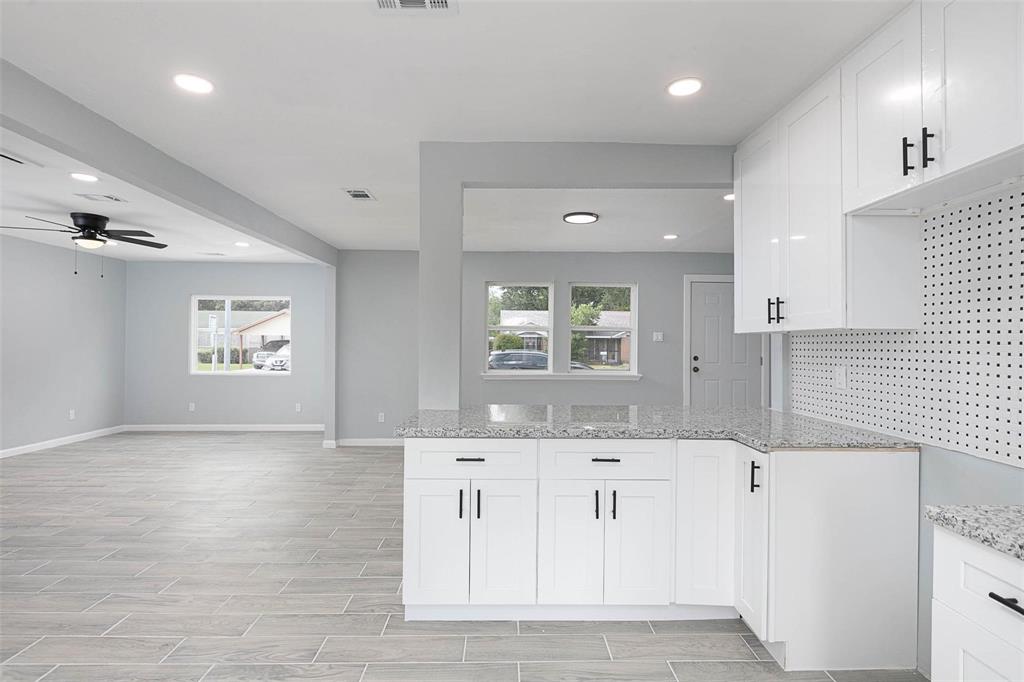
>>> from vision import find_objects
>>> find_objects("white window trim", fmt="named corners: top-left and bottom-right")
top-left (188, 294), bottom-right (292, 377)
top-left (569, 282), bottom-right (638, 375)
top-left (484, 282), bottom-right (555, 375)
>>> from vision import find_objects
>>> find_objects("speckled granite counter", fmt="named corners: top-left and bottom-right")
top-left (395, 404), bottom-right (916, 453)
top-left (926, 505), bottom-right (1024, 562)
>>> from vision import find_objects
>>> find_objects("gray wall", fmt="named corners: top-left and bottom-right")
top-left (0, 236), bottom-right (126, 449)
top-left (124, 261), bottom-right (326, 425)
top-left (461, 251), bottom-right (733, 406)
top-left (917, 446), bottom-right (1024, 676)
top-left (336, 251), bottom-right (418, 440)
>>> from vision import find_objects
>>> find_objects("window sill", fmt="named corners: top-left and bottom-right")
top-left (480, 372), bottom-right (642, 381)
top-left (189, 371), bottom-right (292, 377)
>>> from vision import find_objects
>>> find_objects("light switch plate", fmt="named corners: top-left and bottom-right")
top-left (652, 331), bottom-right (664, 342)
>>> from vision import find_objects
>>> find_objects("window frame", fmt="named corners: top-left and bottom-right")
top-left (568, 282), bottom-right (638, 374)
top-left (188, 294), bottom-right (292, 377)
top-left (484, 282), bottom-right (555, 376)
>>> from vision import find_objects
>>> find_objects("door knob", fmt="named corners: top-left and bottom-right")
top-left (692, 355), bottom-right (699, 361)
top-left (692, 367), bottom-right (699, 373)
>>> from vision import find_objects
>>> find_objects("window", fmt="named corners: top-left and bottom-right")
top-left (190, 296), bottom-right (291, 375)
top-left (570, 284), bottom-right (636, 372)
top-left (485, 283), bottom-right (552, 372)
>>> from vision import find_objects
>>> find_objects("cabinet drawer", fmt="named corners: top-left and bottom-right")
top-left (404, 439), bottom-right (537, 479)
top-left (538, 440), bottom-right (673, 480)
top-left (932, 599), bottom-right (1024, 682)
top-left (934, 527), bottom-right (1024, 651)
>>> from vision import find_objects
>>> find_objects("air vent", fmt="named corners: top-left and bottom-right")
top-left (74, 193), bottom-right (128, 203)
top-left (344, 188), bottom-right (376, 201)
top-left (0, 149), bottom-right (44, 168)
top-left (376, 0), bottom-right (456, 13)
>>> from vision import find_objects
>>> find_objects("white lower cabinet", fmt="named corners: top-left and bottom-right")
top-left (403, 479), bottom-right (470, 604)
top-left (734, 449), bottom-right (769, 640)
top-left (537, 480), bottom-right (605, 604)
top-left (469, 479), bottom-right (537, 604)
top-left (604, 480), bottom-right (672, 605)
top-left (932, 600), bottom-right (1024, 682)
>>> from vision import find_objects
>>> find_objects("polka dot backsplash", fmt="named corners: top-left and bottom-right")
top-left (790, 182), bottom-right (1022, 468)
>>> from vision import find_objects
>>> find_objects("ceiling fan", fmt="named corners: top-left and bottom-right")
top-left (0, 212), bottom-right (167, 249)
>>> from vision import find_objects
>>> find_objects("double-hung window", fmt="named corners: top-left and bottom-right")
top-left (190, 296), bottom-right (291, 375)
top-left (569, 284), bottom-right (636, 372)
top-left (485, 283), bottom-right (553, 373)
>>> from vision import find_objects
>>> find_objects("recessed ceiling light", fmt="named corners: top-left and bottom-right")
top-left (174, 73), bottom-right (214, 94)
top-left (667, 77), bottom-right (703, 97)
top-left (723, 193), bottom-right (735, 201)
top-left (70, 172), bottom-right (99, 182)
top-left (790, 235), bottom-right (807, 240)
top-left (234, 241), bottom-right (250, 248)
top-left (563, 212), bottom-right (599, 225)
top-left (663, 234), bottom-right (679, 240)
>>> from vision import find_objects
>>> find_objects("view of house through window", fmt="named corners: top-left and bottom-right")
top-left (570, 284), bottom-right (634, 371)
top-left (486, 284), bottom-right (552, 371)
top-left (191, 296), bottom-right (291, 375)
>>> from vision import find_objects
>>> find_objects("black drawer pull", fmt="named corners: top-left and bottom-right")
top-left (611, 489), bottom-right (617, 519)
top-left (455, 457), bottom-right (485, 462)
top-left (476, 489), bottom-right (481, 519)
top-left (591, 457), bottom-right (622, 463)
top-left (750, 461), bottom-right (761, 493)
top-left (902, 136), bottom-right (915, 176)
top-left (989, 592), bottom-right (1024, 617)
top-left (774, 297), bottom-right (785, 322)
top-left (922, 127), bottom-right (935, 168)
top-left (767, 298), bottom-right (775, 324)
top-left (595, 489), bottom-right (600, 519)
top-left (458, 489), bottom-right (464, 519)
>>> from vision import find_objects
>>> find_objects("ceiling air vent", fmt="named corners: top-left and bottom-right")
top-left (376, 0), bottom-right (456, 14)
top-left (74, 193), bottom-right (128, 203)
top-left (344, 188), bottom-right (376, 201)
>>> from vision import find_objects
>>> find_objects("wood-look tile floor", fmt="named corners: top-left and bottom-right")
top-left (0, 433), bottom-right (928, 681)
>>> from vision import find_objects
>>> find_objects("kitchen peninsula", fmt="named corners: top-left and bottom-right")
top-left (397, 404), bottom-right (920, 671)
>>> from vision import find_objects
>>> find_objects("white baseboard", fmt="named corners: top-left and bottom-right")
top-left (336, 438), bottom-right (403, 447)
top-left (123, 424), bottom-right (325, 432)
top-left (322, 439), bottom-right (338, 449)
top-left (1, 425), bottom-right (125, 458)
top-left (405, 604), bottom-right (739, 621)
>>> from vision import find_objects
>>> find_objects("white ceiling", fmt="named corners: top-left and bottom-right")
top-left (0, 0), bottom-right (905, 251)
top-left (0, 129), bottom-right (307, 262)
top-left (464, 188), bottom-right (732, 253)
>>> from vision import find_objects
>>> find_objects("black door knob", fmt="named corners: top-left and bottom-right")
top-left (692, 355), bottom-right (699, 361)
top-left (692, 367), bottom-right (699, 373)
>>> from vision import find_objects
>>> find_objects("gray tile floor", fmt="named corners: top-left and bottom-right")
top-left (0, 433), bottom-right (929, 681)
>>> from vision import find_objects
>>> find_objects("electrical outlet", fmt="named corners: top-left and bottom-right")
top-left (188, 402), bottom-right (196, 412)
top-left (377, 412), bottom-right (386, 423)
top-left (68, 408), bottom-right (76, 421)
top-left (295, 403), bottom-right (302, 413)
top-left (834, 365), bottom-right (848, 390)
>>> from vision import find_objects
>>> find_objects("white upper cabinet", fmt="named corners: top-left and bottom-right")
top-left (734, 118), bottom-right (785, 334)
top-left (922, 0), bottom-right (1024, 180)
top-left (780, 69), bottom-right (845, 330)
top-left (841, 3), bottom-right (923, 211)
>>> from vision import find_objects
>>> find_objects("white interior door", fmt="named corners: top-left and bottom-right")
top-left (735, 449), bottom-right (769, 640)
top-left (403, 478), bottom-right (470, 604)
top-left (537, 480), bottom-right (605, 604)
top-left (469, 479), bottom-right (537, 604)
top-left (690, 281), bottom-right (763, 408)
top-left (604, 480), bottom-right (671, 605)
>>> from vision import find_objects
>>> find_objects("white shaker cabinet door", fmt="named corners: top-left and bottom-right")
top-left (604, 480), bottom-right (672, 605)
top-left (537, 480), bottom-right (606, 605)
top-left (404, 479), bottom-right (470, 605)
top-left (841, 3), bottom-right (923, 211)
top-left (932, 600), bottom-right (1024, 681)
top-left (734, 449), bottom-right (769, 640)
top-left (469, 479), bottom-right (537, 605)
top-left (922, 0), bottom-right (1024, 180)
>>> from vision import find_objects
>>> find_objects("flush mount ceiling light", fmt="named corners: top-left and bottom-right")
top-left (173, 73), bottom-right (214, 94)
top-left (667, 77), bottom-right (703, 97)
top-left (70, 172), bottom-right (99, 183)
top-left (234, 241), bottom-right (250, 247)
top-left (563, 212), bottom-right (599, 225)
top-left (73, 234), bottom-right (106, 249)
top-left (663, 234), bottom-right (679, 240)
top-left (723, 193), bottom-right (735, 201)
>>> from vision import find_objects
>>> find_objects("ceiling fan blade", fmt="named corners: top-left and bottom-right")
top-left (105, 229), bottom-right (155, 238)
top-left (1, 225), bottom-right (77, 233)
top-left (112, 235), bottom-right (167, 249)
top-left (26, 215), bottom-right (78, 231)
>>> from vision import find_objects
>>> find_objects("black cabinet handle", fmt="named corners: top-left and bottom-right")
top-left (774, 297), bottom-right (785, 322)
top-left (922, 127), bottom-right (935, 168)
top-left (459, 489), bottom-right (464, 519)
top-left (476, 489), bottom-right (481, 519)
top-left (902, 136), bottom-right (915, 176)
top-left (591, 457), bottom-right (621, 463)
top-left (595, 489), bottom-right (600, 519)
top-left (455, 457), bottom-right (485, 462)
top-left (750, 461), bottom-right (761, 493)
top-left (611, 490), bottom-right (617, 519)
top-left (767, 297), bottom-right (775, 324)
top-left (989, 592), bottom-right (1024, 617)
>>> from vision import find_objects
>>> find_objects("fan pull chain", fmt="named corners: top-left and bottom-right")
top-left (101, 255), bottom-right (104, 279)
top-left (74, 243), bottom-right (78, 275)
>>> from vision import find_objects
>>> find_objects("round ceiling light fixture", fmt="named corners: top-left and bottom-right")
top-left (723, 193), bottom-right (735, 201)
top-left (667, 77), bottom-right (703, 97)
top-left (563, 212), bottom-right (599, 225)
top-left (173, 73), bottom-right (215, 94)
top-left (69, 172), bottom-right (99, 183)
top-left (234, 241), bottom-right (250, 248)
top-left (73, 234), bottom-right (106, 249)
top-left (663, 234), bottom-right (679, 240)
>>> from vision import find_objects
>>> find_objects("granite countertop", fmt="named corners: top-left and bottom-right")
top-left (395, 404), bottom-right (916, 453)
top-left (926, 505), bottom-right (1024, 562)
